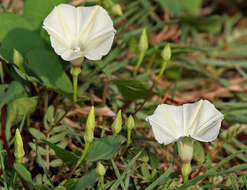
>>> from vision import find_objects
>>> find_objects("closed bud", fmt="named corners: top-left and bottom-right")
top-left (161, 43), bottom-right (171, 62)
top-left (96, 162), bottom-right (106, 176)
top-left (139, 29), bottom-right (148, 53)
top-left (126, 115), bottom-right (135, 131)
top-left (13, 49), bottom-right (25, 72)
top-left (14, 129), bottom-right (25, 163)
top-left (112, 4), bottom-right (123, 16)
top-left (112, 110), bottom-right (122, 136)
top-left (84, 106), bottom-right (95, 143)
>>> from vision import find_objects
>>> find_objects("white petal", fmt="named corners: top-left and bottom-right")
top-left (146, 104), bottom-right (184, 145)
top-left (84, 31), bottom-right (115, 60)
top-left (78, 5), bottom-right (116, 60)
top-left (187, 100), bottom-right (224, 142)
top-left (50, 37), bottom-right (81, 61)
top-left (183, 100), bottom-right (204, 136)
top-left (43, 4), bottom-right (77, 47)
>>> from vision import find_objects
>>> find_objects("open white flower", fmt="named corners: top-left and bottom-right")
top-left (146, 99), bottom-right (224, 145)
top-left (146, 99), bottom-right (224, 182)
top-left (43, 4), bottom-right (116, 63)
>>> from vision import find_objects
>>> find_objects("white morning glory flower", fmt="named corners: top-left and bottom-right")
top-left (146, 99), bottom-right (224, 145)
top-left (43, 4), bottom-right (116, 64)
top-left (146, 99), bottom-right (224, 182)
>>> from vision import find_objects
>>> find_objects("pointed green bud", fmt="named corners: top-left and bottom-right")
top-left (161, 43), bottom-right (171, 62)
top-left (13, 49), bottom-right (25, 73)
top-left (96, 162), bottom-right (106, 176)
top-left (112, 4), bottom-right (123, 16)
top-left (181, 162), bottom-right (192, 182)
top-left (84, 106), bottom-right (95, 143)
top-left (177, 137), bottom-right (194, 163)
top-left (112, 110), bottom-right (122, 136)
top-left (126, 115), bottom-right (135, 131)
top-left (14, 129), bottom-right (25, 163)
top-left (139, 29), bottom-right (148, 53)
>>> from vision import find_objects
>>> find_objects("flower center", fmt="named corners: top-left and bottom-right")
top-left (73, 47), bottom-right (81, 53)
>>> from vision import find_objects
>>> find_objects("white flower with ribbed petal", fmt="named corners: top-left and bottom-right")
top-left (43, 4), bottom-right (116, 63)
top-left (146, 99), bottom-right (224, 145)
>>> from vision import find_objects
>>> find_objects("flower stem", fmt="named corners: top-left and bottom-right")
top-left (100, 175), bottom-right (104, 190)
top-left (133, 51), bottom-right (145, 77)
top-left (70, 66), bottom-right (81, 102)
top-left (69, 141), bottom-right (90, 177)
top-left (155, 60), bottom-right (167, 81)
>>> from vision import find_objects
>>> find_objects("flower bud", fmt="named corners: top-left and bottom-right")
top-left (139, 29), bottom-right (148, 53)
top-left (126, 115), bottom-right (135, 131)
top-left (14, 129), bottom-right (25, 163)
top-left (112, 4), bottom-right (123, 16)
top-left (13, 49), bottom-right (25, 72)
top-left (112, 110), bottom-right (122, 136)
top-left (177, 137), bottom-right (194, 163)
top-left (161, 43), bottom-right (171, 62)
top-left (96, 162), bottom-right (106, 176)
top-left (84, 106), bottom-right (95, 143)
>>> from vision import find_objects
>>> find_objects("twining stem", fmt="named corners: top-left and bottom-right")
top-left (134, 60), bottom-right (168, 116)
top-left (133, 51), bottom-right (145, 77)
top-left (69, 141), bottom-right (90, 177)
top-left (70, 66), bottom-right (81, 102)
top-left (100, 175), bottom-right (104, 190)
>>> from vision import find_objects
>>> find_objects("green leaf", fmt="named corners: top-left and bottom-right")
top-left (0, 12), bottom-right (34, 41)
top-left (26, 49), bottom-right (73, 93)
top-left (1, 29), bottom-right (46, 62)
top-left (113, 78), bottom-right (150, 101)
top-left (86, 135), bottom-right (125, 162)
top-left (42, 140), bottom-right (79, 165)
top-left (68, 170), bottom-right (98, 190)
top-left (23, 0), bottom-right (69, 29)
top-left (0, 81), bottom-right (25, 107)
top-left (155, 0), bottom-right (202, 16)
top-left (50, 159), bottom-right (63, 167)
top-left (29, 128), bottom-right (46, 141)
top-left (6, 96), bottom-right (37, 140)
top-left (14, 162), bottom-right (32, 183)
top-left (48, 131), bottom-right (67, 144)
top-left (193, 141), bottom-right (205, 164)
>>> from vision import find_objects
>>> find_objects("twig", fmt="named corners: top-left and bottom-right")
top-left (1, 105), bottom-right (14, 167)
top-left (133, 81), bottom-right (156, 116)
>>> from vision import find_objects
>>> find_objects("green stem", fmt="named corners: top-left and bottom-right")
top-left (70, 67), bottom-right (81, 103)
top-left (73, 74), bottom-right (78, 102)
top-left (100, 175), bottom-right (104, 190)
top-left (133, 51), bottom-right (145, 77)
top-left (155, 60), bottom-right (167, 81)
top-left (70, 141), bottom-right (90, 177)
top-left (127, 129), bottom-right (131, 147)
